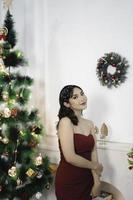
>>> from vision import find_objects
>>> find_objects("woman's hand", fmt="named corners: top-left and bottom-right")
top-left (96, 163), bottom-right (103, 176)
top-left (91, 178), bottom-right (101, 198)
top-left (93, 162), bottom-right (103, 176)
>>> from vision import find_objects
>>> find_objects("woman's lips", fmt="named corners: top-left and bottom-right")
top-left (80, 102), bottom-right (86, 105)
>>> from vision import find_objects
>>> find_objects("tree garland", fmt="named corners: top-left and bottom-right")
top-left (96, 52), bottom-right (129, 88)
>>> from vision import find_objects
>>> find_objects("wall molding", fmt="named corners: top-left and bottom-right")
top-left (97, 139), bottom-right (133, 152)
top-left (41, 134), bottom-right (133, 152)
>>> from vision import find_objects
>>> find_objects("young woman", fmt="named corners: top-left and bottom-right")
top-left (55, 85), bottom-right (103, 200)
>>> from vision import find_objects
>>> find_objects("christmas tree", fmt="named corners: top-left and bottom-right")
top-left (0, 9), bottom-right (53, 200)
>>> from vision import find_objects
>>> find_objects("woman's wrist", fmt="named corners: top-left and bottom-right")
top-left (90, 161), bottom-right (98, 170)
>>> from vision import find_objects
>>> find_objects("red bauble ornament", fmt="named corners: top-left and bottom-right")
top-left (11, 108), bottom-right (18, 117)
top-left (28, 140), bottom-right (38, 148)
top-left (0, 185), bottom-right (2, 192)
top-left (128, 166), bottom-right (133, 170)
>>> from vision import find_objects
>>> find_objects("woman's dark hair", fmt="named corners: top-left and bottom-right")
top-left (57, 85), bottom-right (82, 129)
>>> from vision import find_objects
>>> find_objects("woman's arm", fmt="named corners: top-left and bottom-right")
top-left (90, 121), bottom-right (103, 197)
top-left (90, 121), bottom-right (103, 176)
top-left (58, 117), bottom-right (100, 170)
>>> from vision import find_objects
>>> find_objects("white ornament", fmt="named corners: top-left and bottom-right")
top-left (3, 107), bottom-right (11, 118)
top-left (8, 166), bottom-right (17, 177)
top-left (107, 65), bottom-right (116, 75)
top-left (35, 192), bottom-right (42, 199)
top-left (35, 153), bottom-right (43, 166)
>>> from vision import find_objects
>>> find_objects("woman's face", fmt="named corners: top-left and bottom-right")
top-left (68, 87), bottom-right (87, 111)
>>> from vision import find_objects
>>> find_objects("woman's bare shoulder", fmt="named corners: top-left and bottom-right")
top-left (58, 117), bottom-right (73, 138)
top-left (59, 117), bottom-right (71, 124)
top-left (58, 117), bottom-right (72, 128)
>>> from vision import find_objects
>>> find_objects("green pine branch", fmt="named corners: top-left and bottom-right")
top-left (4, 10), bottom-right (17, 48)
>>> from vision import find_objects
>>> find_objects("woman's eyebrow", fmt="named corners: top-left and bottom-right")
top-left (72, 94), bottom-right (78, 97)
top-left (71, 93), bottom-right (79, 98)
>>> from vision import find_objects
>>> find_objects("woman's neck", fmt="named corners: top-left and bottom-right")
top-left (74, 110), bottom-right (82, 120)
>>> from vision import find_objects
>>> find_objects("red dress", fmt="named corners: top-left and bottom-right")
top-left (55, 133), bottom-right (95, 200)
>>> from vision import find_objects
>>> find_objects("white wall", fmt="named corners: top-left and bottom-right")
top-left (45, 0), bottom-right (133, 144)
top-left (0, 1), bottom-right (133, 199)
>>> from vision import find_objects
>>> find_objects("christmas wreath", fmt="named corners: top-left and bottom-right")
top-left (96, 52), bottom-right (129, 88)
top-left (127, 148), bottom-right (133, 170)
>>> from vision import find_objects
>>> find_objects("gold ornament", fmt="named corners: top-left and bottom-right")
top-left (8, 166), bottom-right (17, 177)
top-left (3, 0), bottom-right (13, 9)
top-left (0, 27), bottom-right (8, 46)
top-left (0, 27), bottom-right (8, 36)
top-left (20, 130), bottom-right (26, 137)
top-left (0, 58), bottom-right (6, 72)
top-left (100, 123), bottom-right (108, 139)
top-left (3, 107), bottom-right (11, 118)
top-left (35, 153), bottom-right (43, 166)
top-left (2, 137), bottom-right (9, 144)
top-left (49, 163), bottom-right (58, 175)
top-left (26, 168), bottom-right (36, 177)
top-left (0, 62), bottom-right (5, 71)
